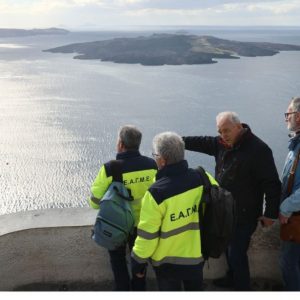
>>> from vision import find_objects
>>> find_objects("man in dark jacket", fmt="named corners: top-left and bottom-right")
top-left (183, 111), bottom-right (281, 291)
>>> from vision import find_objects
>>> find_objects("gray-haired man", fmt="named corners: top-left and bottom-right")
top-left (279, 97), bottom-right (300, 291)
top-left (183, 111), bottom-right (281, 290)
top-left (131, 131), bottom-right (217, 291)
top-left (89, 125), bottom-right (157, 291)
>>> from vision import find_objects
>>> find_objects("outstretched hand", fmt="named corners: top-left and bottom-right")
top-left (135, 272), bottom-right (146, 278)
top-left (259, 216), bottom-right (275, 227)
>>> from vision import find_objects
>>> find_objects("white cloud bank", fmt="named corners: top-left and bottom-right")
top-left (0, 0), bottom-right (299, 28)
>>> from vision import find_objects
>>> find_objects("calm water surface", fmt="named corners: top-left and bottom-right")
top-left (1, 28), bottom-right (300, 214)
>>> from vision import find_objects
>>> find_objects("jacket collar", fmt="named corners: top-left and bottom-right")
top-left (288, 133), bottom-right (300, 151)
top-left (156, 160), bottom-right (188, 180)
top-left (234, 124), bottom-right (251, 147)
top-left (116, 150), bottom-right (141, 160)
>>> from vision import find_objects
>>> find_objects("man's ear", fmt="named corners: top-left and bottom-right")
top-left (237, 123), bottom-right (243, 130)
top-left (117, 140), bottom-right (125, 152)
top-left (160, 157), bottom-right (167, 168)
top-left (156, 156), bottom-right (167, 169)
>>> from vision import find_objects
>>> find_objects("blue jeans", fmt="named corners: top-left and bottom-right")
top-left (279, 241), bottom-right (300, 291)
top-left (226, 222), bottom-right (257, 291)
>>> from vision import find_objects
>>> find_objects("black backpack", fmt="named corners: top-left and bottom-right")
top-left (197, 166), bottom-right (236, 260)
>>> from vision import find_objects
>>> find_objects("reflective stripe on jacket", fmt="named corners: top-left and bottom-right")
top-left (132, 160), bottom-right (217, 267)
top-left (89, 150), bottom-right (157, 226)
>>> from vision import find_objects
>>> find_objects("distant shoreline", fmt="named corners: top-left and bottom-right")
top-left (0, 28), bottom-right (69, 38)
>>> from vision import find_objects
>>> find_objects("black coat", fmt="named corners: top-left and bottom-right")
top-left (183, 124), bottom-right (281, 224)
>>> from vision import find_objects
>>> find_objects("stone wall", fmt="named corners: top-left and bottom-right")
top-left (0, 208), bottom-right (282, 291)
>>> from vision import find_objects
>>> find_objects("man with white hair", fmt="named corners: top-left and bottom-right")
top-left (183, 112), bottom-right (281, 291)
top-left (131, 132), bottom-right (217, 291)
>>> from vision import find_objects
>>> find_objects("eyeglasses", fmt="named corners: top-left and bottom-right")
top-left (152, 152), bottom-right (160, 158)
top-left (284, 112), bottom-right (298, 119)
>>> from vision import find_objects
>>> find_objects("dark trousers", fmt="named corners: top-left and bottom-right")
top-left (226, 222), bottom-right (257, 291)
top-left (279, 241), bottom-right (300, 291)
top-left (155, 264), bottom-right (204, 291)
top-left (108, 229), bottom-right (146, 291)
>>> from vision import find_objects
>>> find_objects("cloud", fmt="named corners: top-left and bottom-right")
top-left (0, 0), bottom-right (105, 12)
top-left (122, 1), bottom-right (300, 16)
top-left (246, 1), bottom-right (300, 14)
top-left (0, 0), bottom-right (299, 28)
top-left (0, 0), bottom-right (289, 11)
top-left (112, 0), bottom-right (291, 10)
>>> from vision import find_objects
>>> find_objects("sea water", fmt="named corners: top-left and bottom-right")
top-left (1, 28), bottom-right (300, 214)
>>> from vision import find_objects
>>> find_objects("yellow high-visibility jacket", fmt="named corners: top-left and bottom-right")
top-left (89, 150), bottom-right (157, 226)
top-left (132, 160), bottom-right (217, 268)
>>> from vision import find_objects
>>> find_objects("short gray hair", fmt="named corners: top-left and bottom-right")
top-left (290, 97), bottom-right (300, 112)
top-left (153, 132), bottom-right (184, 165)
top-left (118, 125), bottom-right (142, 150)
top-left (216, 111), bottom-right (241, 125)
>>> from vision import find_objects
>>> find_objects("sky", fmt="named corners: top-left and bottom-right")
top-left (0, 0), bottom-right (300, 29)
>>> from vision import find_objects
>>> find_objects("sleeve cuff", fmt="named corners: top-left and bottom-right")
top-left (131, 255), bottom-right (147, 275)
top-left (131, 251), bottom-right (148, 264)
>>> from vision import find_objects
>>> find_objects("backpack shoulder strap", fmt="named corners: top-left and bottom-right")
top-left (287, 150), bottom-right (300, 196)
top-left (109, 160), bottom-right (133, 201)
top-left (109, 160), bottom-right (123, 183)
top-left (195, 166), bottom-right (210, 260)
top-left (195, 166), bottom-right (212, 192)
